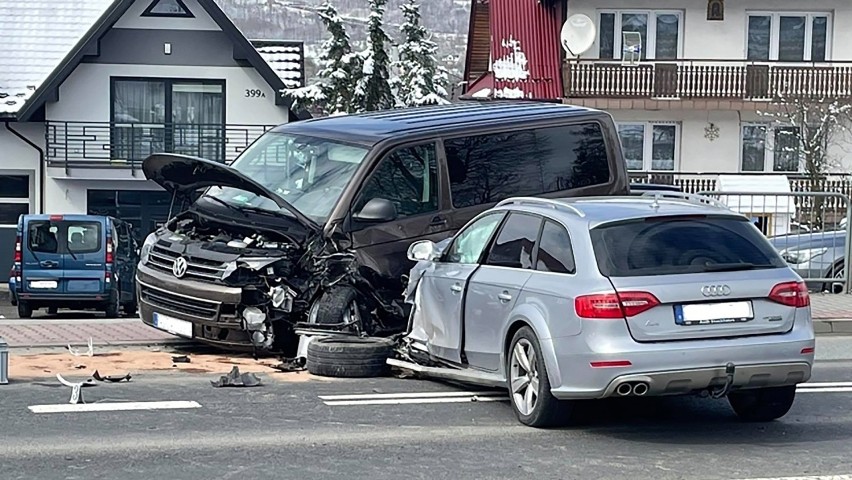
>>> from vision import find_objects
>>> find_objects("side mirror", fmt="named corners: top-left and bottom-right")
top-left (353, 198), bottom-right (398, 223)
top-left (407, 240), bottom-right (439, 262)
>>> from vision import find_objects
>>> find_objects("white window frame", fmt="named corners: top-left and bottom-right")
top-left (745, 11), bottom-right (833, 62)
top-left (739, 123), bottom-right (803, 173)
top-left (0, 171), bottom-right (34, 227)
top-left (617, 121), bottom-right (681, 172)
top-left (598, 10), bottom-right (684, 60)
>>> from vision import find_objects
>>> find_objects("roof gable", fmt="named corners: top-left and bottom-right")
top-left (1, 0), bottom-right (307, 121)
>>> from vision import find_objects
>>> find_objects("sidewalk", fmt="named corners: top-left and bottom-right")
top-left (0, 317), bottom-right (188, 348)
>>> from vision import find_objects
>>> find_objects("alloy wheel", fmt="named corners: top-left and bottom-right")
top-left (510, 338), bottom-right (540, 416)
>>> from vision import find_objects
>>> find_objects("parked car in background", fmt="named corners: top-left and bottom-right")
top-left (136, 101), bottom-right (633, 354)
top-left (14, 214), bottom-right (139, 318)
top-left (769, 229), bottom-right (847, 293)
top-left (398, 194), bottom-right (815, 427)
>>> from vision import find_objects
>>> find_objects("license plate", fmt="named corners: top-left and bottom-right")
top-left (153, 312), bottom-right (194, 338)
top-left (674, 301), bottom-right (753, 326)
top-left (29, 280), bottom-right (58, 289)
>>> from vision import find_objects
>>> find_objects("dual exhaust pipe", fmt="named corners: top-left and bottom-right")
top-left (615, 381), bottom-right (649, 397)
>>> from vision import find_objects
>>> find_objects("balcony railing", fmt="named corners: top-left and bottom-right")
top-left (629, 171), bottom-right (852, 196)
top-left (565, 60), bottom-right (852, 100)
top-left (45, 122), bottom-right (279, 169)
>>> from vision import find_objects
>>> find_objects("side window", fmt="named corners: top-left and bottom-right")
top-left (445, 213), bottom-right (505, 264)
top-left (27, 221), bottom-right (59, 254)
top-left (535, 220), bottom-right (576, 274)
top-left (354, 143), bottom-right (438, 219)
top-left (485, 213), bottom-right (542, 269)
top-left (444, 123), bottom-right (611, 208)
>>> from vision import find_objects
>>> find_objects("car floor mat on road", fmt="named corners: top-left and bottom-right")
top-left (211, 366), bottom-right (262, 388)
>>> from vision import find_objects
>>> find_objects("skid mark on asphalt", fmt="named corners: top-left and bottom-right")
top-left (319, 391), bottom-right (508, 406)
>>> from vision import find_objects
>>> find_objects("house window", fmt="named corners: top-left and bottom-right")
top-left (142, 0), bottom-right (194, 18)
top-left (599, 10), bottom-right (682, 60)
top-left (112, 78), bottom-right (225, 163)
top-left (747, 12), bottom-right (831, 61)
top-left (740, 124), bottom-right (801, 172)
top-left (0, 174), bottom-right (32, 225)
top-left (617, 122), bottom-right (679, 171)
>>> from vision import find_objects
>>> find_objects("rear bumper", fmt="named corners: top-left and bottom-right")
top-left (16, 293), bottom-right (109, 302)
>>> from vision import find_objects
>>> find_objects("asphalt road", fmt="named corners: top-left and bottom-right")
top-left (1, 361), bottom-right (852, 480)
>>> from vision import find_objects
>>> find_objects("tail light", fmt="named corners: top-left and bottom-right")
top-left (768, 281), bottom-right (810, 307)
top-left (105, 271), bottom-right (111, 283)
top-left (106, 237), bottom-right (113, 264)
top-left (14, 235), bottom-right (21, 263)
top-left (575, 291), bottom-right (660, 319)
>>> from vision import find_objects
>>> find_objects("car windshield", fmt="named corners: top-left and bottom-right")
top-left (203, 132), bottom-right (370, 223)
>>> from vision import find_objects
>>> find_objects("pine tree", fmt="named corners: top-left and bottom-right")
top-left (281, 2), bottom-right (362, 115)
top-left (355, 0), bottom-right (395, 111)
top-left (392, 0), bottom-right (450, 107)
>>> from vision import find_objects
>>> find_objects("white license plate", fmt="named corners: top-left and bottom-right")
top-left (675, 301), bottom-right (753, 325)
top-left (153, 313), bottom-right (194, 338)
top-left (29, 280), bottom-right (58, 289)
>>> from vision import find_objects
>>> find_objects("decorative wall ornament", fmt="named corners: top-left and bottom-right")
top-left (704, 122), bottom-right (720, 141)
top-left (707, 0), bottom-right (724, 21)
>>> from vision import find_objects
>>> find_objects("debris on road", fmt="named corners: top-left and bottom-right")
top-left (92, 370), bottom-right (132, 383)
top-left (272, 357), bottom-right (306, 373)
top-left (171, 355), bottom-right (190, 364)
top-left (306, 336), bottom-right (393, 378)
top-left (67, 337), bottom-right (94, 357)
top-left (211, 366), bottom-right (262, 388)
top-left (56, 373), bottom-right (96, 404)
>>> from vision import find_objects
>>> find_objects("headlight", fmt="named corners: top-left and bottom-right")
top-left (140, 233), bottom-right (157, 265)
top-left (782, 247), bottom-right (828, 265)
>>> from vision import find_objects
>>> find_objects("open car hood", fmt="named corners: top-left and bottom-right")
top-left (142, 153), bottom-right (319, 233)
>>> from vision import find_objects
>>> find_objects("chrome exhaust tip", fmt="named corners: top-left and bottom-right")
top-left (615, 383), bottom-right (632, 396)
top-left (632, 382), bottom-right (649, 396)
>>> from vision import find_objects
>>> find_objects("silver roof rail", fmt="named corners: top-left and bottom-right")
top-left (495, 197), bottom-right (586, 218)
top-left (640, 191), bottom-right (730, 210)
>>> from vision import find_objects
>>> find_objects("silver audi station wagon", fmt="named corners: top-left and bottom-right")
top-left (395, 193), bottom-right (816, 427)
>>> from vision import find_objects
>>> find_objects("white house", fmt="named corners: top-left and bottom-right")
top-left (0, 0), bottom-right (308, 278)
top-left (463, 0), bottom-right (852, 180)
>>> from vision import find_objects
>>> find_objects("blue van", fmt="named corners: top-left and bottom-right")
top-left (13, 214), bottom-right (140, 318)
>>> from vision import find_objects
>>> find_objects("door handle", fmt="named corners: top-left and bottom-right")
top-left (429, 216), bottom-right (448, 227)
top-left (39, 260), bottom-right (58, 268)
top-left (450, 283), bottom-right (463, 293)
top-left (498, 292), bottom-right (513, 302)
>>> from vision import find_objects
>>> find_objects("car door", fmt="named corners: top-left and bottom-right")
top-left (464, 212), bottom-right (542, 372)
top-left (349, 141), bottom-right (451, 295)
top-left (418, 211), bottom-right (506, 363)
top-left (21, 218), bottom-right (64, 294)
top-left (63, 219), bottom-right (107, 295)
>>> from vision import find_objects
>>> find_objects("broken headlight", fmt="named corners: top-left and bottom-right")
top-left (140, 233), bottom-right (157, 265)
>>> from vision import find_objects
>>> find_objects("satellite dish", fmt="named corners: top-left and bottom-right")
top-left (561, 14), bottom-right (596, 58)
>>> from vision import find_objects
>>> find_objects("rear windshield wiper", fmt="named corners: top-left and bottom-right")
top-left (699, 262), bottom-right (772, 272)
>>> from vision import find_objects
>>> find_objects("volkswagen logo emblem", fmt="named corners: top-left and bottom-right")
top-left (172, 257), bottom-right (188, 278)
top-left (701, 284), bottom-right (731, 297)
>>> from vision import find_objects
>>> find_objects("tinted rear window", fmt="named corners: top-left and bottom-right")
top-left (591, 216), bottom-right (787, 277)
top-left (26, 221), bottom-right (102, 255)
top-left (67, 222), bottom-right (102, 254)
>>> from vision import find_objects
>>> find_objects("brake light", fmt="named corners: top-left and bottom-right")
top-left (575, 291), bottom-right (660, 319)
top-left (49, 215), bottom-right (63, 221)
top-left (106, 238), bottom-right (113, 264)
top-left (768, 281), bottom-right (810, 308)
top-left (14, 235), bottom-right (21, 263)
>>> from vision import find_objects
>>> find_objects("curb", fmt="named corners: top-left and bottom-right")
top-left (5, 338), bottom-right (195, 350)
top-left (814, 319), bottom-right (852, 335)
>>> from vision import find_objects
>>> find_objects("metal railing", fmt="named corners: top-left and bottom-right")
top-left (630, 172), bottom-right (852, 198)
top-left (565, 59), bottom-right (852, 100)
top-left (45, 121), bottom-right (279, 170)
top-left (697, 190), bottom-right (852, 294)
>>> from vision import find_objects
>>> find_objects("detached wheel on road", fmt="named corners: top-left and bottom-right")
top-left (728, 385), bottom-right (796, 422)
top-left (507, 326), bottom-right (571, 428)
top-left (306, 336), bottom-right (394, 378)
top-left (17, 301), bottom-right (33, 319)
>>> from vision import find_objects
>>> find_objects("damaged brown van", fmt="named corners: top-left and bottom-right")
top-left (135, 100), bottom-right (630, 354)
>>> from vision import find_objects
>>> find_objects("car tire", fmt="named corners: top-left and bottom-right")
top-left (122, 301), bottom-right (138, 317)
top-left (728, 385), bottom-right (797, 422)
top-left (105, 291), bottom-right (120, 318)
top-left (507, 326), bottom-right (571, 428)
top-left (306, 336), bottom-right (394, 378)
top-left (312, 286), bottom-right (372, 334)
top-left (17, 301), bottom-right (33, 319)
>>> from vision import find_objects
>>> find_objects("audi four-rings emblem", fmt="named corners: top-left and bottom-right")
top-left (701, 284), bottom-right (731, 297)
top-left (172, 257), bottom-right (188, 278)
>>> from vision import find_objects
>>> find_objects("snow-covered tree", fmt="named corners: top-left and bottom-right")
top-left (355, 0), bottom-right (396, 111)
top-left (392, 0), bottom-right (450, 107)
top-left (281, 2), bottom-right (362, 115)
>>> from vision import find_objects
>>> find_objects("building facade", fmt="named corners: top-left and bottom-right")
top-left (463, 0), bottom-right (852, 183)
top-left (0, 0), bottom-right (307, 279)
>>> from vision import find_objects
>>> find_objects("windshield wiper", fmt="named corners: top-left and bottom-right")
top-left (199, 195), bottom-right (248, 218)
top-left (699, 262), bottom-right (771, 272)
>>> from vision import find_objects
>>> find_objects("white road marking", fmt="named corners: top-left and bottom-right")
top-left (736, 475), bottom-right (852, 480)
top-left (798, 382), bottom-right (852, 388)
top-left (324, 396), bottom-right (509, 406)
top-left (28, 401), bottom-right (202, 414)
top-left (796, 387), bottom-right (852, 393)
top-left (319, 391), bottom-right (505, 401)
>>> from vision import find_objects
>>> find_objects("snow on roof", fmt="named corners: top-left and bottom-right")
top-left (252, 41), bottom-right (304, 89)
top-left (0, 0), bottom-right (117, 115)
